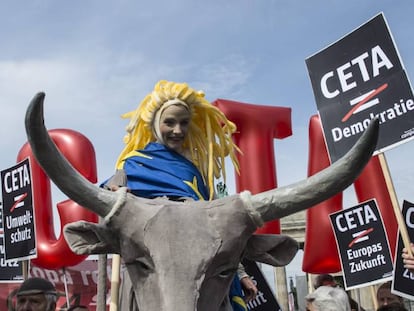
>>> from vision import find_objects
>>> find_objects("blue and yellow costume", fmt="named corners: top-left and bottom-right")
top-left (106, 80), bottom-right (247, 311)
top-left (120, 142), bottom-right (208, 201)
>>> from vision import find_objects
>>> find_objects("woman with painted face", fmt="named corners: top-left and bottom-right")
top-left (103, 80), bottom-right (257, 311)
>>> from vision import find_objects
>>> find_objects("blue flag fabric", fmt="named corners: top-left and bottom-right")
top-left (230, 277), bottom-right (248, 311)
top-left (120, 142), bottom-right (209, 201)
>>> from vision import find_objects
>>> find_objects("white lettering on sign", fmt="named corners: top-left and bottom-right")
top-left (335, 204), bottom-right (377, 232)
top-left (406, 207), bottom-right (414, 229)
top-left (0, 258), bottom-right (19, 268)
top-left (345, 242), bottom-right (388, 274)
top-left (10, 227), bottom-right (31, 243)
top-left (403, 268), bottom-right (414, 280)
top-left (332, 119), bottom-right (371, 142)
top-left (347, 242), bottom-right (382, 259)
top-left (349, 254), bottom-right (386, 273)
top-left (31, 267), bottom-right (74, 285)
top-left (320, 45), bottom-right (394, 99)
top-left (3, 164), bottom-right (31, 193)
top-left (5, 210), bottom-right (33, 229)
top-left (5, 210), bottom-right (34, 244)
top-left (331, 98), bottom-right (414, 142)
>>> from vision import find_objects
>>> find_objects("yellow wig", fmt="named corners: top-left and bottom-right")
top-left (116, 80), bottom-right (240, 199)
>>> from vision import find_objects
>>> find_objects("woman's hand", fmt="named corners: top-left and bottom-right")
top-left (240, 276), bottom-right (258, 302)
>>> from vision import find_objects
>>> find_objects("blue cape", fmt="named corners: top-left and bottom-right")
top-left (119, 142), bottom-right (209, 201)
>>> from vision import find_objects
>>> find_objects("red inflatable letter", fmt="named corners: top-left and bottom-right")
top-left (302, 115), bottom-right (342, 273)
top-left (214, 99), bottom-right (291, 234)
top-left (17, 129), bottom-right (98, 269)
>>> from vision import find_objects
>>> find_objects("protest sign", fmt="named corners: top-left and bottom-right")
top-left (392, 200), bottom-right (414, 300)
top-left (242, 259), bottom-right (282, 311)
top-left (306, 13), bottom-right (414, 163)
top-left (0, 158), bottom-right (36, 261)
top-left (329, 199), bottom-right (393, 289)
top-left (0, 226), bottom-right (23, 282)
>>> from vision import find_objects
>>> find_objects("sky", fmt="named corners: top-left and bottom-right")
top-left (1, 0), bottom-right (414, 294)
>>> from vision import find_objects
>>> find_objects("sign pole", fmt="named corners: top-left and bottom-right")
top-left (109, 254), bottom-right (121, 311)
top-left (97, 254), bottom-right (108, 311)
top-left (370, 285), bottom-right (378, 310)
top-left (22, 260), bottom-right (28, 280)
top-left (378, 153), bottom-right (413, 256)
top-left (62, 268), bottom-right (70, 308)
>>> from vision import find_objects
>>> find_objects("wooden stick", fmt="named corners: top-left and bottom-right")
top-left (109, 254), bottom-right (121, 311)
top-left (62, 268), bottom-right (70, 308)
top-left (22, 260), bottom-right (29, 280)
top-left (97, 216), bottom-right (108, 311)
top-left (378, 153), bottom-right (413, 256)
top-left (370, 285), bottom-right (378, 311)
top-left (97, 254), bottom-right (108, 311)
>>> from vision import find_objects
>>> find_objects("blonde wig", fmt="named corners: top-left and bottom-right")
top-left (116, 80), bottom-right (240, 200)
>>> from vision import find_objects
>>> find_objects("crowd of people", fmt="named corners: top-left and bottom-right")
top-left (12, 244), bottom-right (414, 310)
top-left (304, 274), bottom-right (410, 311)
top-left (11, 275), bottom-right (411, 311)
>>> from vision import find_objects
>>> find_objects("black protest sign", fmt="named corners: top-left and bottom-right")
top-left (0, 237), bottom-right (23, 282)
top-left (329, 199), bottom-right (393, 290)
top-left (1, 158), bottom-right (36, 261)
top-left (242, 259), bottom-right (282, 311)
top-left (0, 203), bottom-right (24, 282)
top-left (392, 200), bottom-right (414, 300)
top-left (306, 13), bottom-right (414, 163)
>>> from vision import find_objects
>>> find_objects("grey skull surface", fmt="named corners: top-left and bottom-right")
top-left (25, 92), bottom-right (379, 311)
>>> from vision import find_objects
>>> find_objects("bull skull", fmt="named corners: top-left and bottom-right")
top-left (25, 92), bottom-right (379, 311)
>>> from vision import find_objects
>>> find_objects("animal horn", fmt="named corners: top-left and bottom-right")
top-left (249, 117), bottom-right (379, 222)
top-left (25, 92), bottom-right (117, 217)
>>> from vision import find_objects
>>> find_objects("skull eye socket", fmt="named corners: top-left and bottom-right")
top-left (218, 268), bottom-right (237, 279)
top-left (125, 257), bottom-right (154, 276)
top-left (136, 259), bottom-right (152, 273)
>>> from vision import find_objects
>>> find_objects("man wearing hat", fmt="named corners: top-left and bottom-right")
top-left (15, 277), bottom-right (57, 311)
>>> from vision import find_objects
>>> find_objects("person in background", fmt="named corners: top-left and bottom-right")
top-left (377, 302), bottom-right (408, 311)
top-left (313, 274), bottom-right (364, 311)
top-left (305, 285), bottom-right (351, 311)
top-left (67, 305), bottom-right (89, 311)
top-left (313, 274), bottom-right (337, 288)
top-left (103, 80), bottom-right (257, 311)
top-left (15, 277), bottom-right (57, 311)
top-left (376, 281), bottom-right (404, 307)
